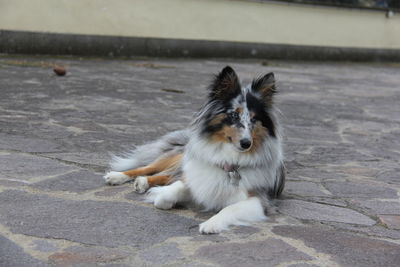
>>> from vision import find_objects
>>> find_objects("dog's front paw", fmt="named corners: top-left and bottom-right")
top-left (199, 217), bottom-right (228, 234)
top-left (103, 171), bottom-right (130, 185)
top-left (154, 194), bottom-right (174, 210)
top-left (133, 176), bottom-right (149, 193)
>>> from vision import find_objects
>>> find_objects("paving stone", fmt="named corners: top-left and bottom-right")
top-left (304, 197), bottom-right (347, 207)
top-left (351, 199), bottom-right (400, 215)
top-left (287, 264), bottom-right (319, 267)
top-left (272, 225), bottom-right (400, 267)
top-left (196, 239), bottom-right (313, 267)
top-left (284, 181), bottom-right (329, 197)
top-left (232, 225), bottom-right (261, 236)
top-left (0, 235), bottom-right (49, 267)
top-left (0, 190), bottom-right (199, 248)
top-left (41, 152), bottom-right (109, 169)
top-left (326, 222), bottom-right (400, 239)
top-left (323, 181), bottom-right (398, 199)
top-left (277, 199), bottom-right (375, 225)
top-left (0, 179), bottom-right (28, 187)
top-left (0, 154), bottom-right (76, 181)
top-left (375, 168), bottom-right (400, 185)
top-left (297, 145), bottom-right (375, 165)
top-left (32, 239), bottom-right (59, 253)
top-left (95, 186), bottom-right (131, 197)
top-left (32, 170), bottom-right (104, 192)
top-left (140, 243), bottom-right (183, 264)
top-left (0, 133), bottom-right (62, 153)
top-left (287, 166), bottom-right (344, 181)
top-left (48, 246), bottom-right (130, 267)
top-left (378, 215), bottom-right (400, 230)
top-left (2, 57), bottom-right (400, 266)
top-left (124, 191), bottom-right (148, 201)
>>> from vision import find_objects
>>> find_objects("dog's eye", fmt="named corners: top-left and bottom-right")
top-left (251, 117), bottom-right (257, 123)
top-left (229, 111), bottom-right (239, 121)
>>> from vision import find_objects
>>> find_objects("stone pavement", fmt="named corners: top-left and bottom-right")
top-left (0, 55), bottom-right (399, 267)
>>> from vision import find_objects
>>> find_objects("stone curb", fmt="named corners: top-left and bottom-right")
top-left (1, 30), bottom-right (400, 61)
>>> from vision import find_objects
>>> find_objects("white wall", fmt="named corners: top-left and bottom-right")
top-left (1, 0), bottom-right (399, 49)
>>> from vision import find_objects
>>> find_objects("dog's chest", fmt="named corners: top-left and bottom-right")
top-left (183, 160), bottom-right (247, 211)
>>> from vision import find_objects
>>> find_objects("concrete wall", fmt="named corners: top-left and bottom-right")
top-left (1, 0), bottom-right (399, 50)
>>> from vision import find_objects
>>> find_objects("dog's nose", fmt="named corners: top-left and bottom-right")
top-left (240, 139), bottom-right (252, 150)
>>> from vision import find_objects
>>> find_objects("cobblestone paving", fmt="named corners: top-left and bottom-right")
top-left (0, 56), bottom-right (399, 267)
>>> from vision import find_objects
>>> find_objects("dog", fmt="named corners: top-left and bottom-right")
top-left (104, 66), bottom-right (285, 234)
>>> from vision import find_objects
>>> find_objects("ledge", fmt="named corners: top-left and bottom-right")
top-left (1, 30), bottom-right (400, 61)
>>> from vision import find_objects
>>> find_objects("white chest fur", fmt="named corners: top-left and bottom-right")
top-left (183, 159), bottom-right (247, 211)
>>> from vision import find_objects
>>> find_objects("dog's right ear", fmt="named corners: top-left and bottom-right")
top-left (209, 66), bottom-right (241, 102)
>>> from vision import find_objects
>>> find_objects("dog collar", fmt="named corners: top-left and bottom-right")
top-left (220, 163), bottom-right (241, 185)
top-left (222, 163), bottom-right (239, 172)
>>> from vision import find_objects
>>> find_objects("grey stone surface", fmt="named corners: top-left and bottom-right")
top-left (1, 56), bottom-right (400, 266)
top-left (323, 181), bottom-right (398, 199)
top-left (284, 181), bottom-right (329, 197)
top-left (278, 199), bottom-right (376, 225)
top-left (0, 190), bottom-right (199, 248)
top-left (0, 235), bottom-right (48, 267)
top-left (273, 225), bottom-right (400, 267)
top-left (95, 186), bottom-right (131, 197)
top-left (140, 243), bottom-right (183, 264)
top-left (351, 199), bottom-right (400, 215)
top-left (32, 170), bottom-right (104, 192)
top-left (0, 133), bottom-right (62, 153)
top-left (0, 153), bottom-right (76, 181)
top-left (378, 215), bottom-right (400, 230)
top-left (48, 246), bottom-right (130, 267)
top-left (32, 239), bottom-right (59, 253)
top-left (196, 239), bottom-right (313, 267)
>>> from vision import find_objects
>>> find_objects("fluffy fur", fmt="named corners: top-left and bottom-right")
top-left (104, 66), bottom-right (285, 234)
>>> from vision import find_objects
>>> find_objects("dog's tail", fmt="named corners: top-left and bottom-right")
top-left (109, 129), bottom-right (189, 171)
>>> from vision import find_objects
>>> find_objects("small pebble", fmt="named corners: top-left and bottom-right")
top-left (53, 66), bottom-right (66, 76)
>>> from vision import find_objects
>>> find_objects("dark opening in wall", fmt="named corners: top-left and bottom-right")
top-left (269, 0), bottom-right (400, 11)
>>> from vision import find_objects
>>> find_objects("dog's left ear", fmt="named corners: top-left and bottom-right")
top-left (209, 66), bottom-right (241, 102)
top-left (251, 72), bottom-right (276, 105)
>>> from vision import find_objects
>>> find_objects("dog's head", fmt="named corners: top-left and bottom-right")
top-left (197, 66), bottom-right (277, 153)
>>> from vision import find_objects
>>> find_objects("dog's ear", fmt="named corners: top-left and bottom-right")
top-left (209, 66), bottom-right (241, 101)
top-left (251, 72), bottom-right (276, 105)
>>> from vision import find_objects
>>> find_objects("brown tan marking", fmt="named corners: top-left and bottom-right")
top-left (123, 153), bottom-right (182, 178)
top-left (210, 125), bottom-right (240, 144)
top-left (247, 122), bottom-right (268, 154)
top-left (147, 175), bottom-right (173, 186)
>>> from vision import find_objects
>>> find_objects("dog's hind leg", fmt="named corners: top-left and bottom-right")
top-left (104, 153), bottom-right (182, 185)
top-left (132, 175), bottom-right (172, 193)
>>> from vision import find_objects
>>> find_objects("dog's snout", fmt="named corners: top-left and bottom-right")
top-left (240, 139), bottom-right (252, 150)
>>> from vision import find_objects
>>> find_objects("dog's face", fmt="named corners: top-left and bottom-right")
top-left (201, 66), bottom-right (277, 153)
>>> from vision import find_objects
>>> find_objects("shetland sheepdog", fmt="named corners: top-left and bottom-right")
top-left (104, 66), bottom-right (285, 234)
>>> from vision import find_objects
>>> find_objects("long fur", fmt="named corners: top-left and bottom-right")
top-left (105, 66), bottom-right (285, 234)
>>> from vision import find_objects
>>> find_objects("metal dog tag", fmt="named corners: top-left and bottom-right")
top-left (228, 170), bottom-right (241, 186)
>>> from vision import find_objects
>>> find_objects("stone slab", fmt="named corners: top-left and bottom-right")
top-left (32, 170), bottom-right (104, 192)
top-left (196, 239), bottom-right (313, 267)
top-left (0, 190), bottom-right (199, 248)
top-left (323, 181), bottom-right (398, 199)
top-left (48, 246), bottom-right (130, 267)
top-left (0, 154), bottom-right (76, 181)
top-left (0, 133), bottom-right (62, 153)
top-left (278, 199), bottom-right (375, 225)
top-left (351, 199), bottom-right (400, 215)
top-left (284, 181), bottom-right (329, 197)
top-left (273, 225), bottom-right (400, 267)
top-left (378, 215), bottom-right (400, 230)
top-left (140, 243), bottom-right (183, 264)
top-left (0, 235), bottom-right (49, 267)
